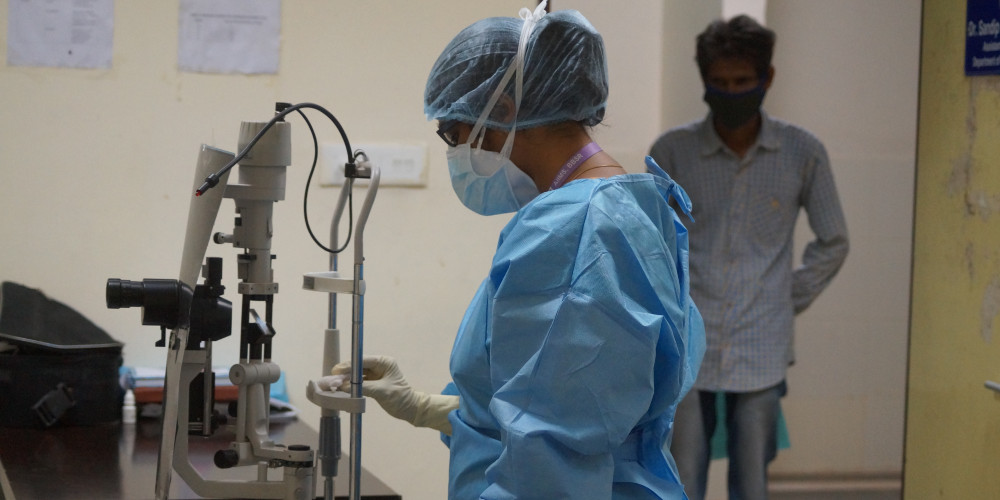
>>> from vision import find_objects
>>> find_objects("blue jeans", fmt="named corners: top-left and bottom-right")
top-left (670, 382), bottom-right (786, 500)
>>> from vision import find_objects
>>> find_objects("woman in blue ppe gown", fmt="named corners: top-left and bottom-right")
top-left (442, 154), bottom-right (705, 498)
top-left (340, 3), bottom-right (705, 499)
top-left (429, 4), bottom-right (705, 499)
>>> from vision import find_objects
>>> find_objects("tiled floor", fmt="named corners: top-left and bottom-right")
top-left (702, 460), bottom-right (902, 500)
top-left (771, 490), bottom-right (900, 500)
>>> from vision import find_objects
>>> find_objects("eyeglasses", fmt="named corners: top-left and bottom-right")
top-left (436, 120), bottom-right (461, 147)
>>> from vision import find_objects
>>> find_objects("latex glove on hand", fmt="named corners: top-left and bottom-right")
top-left (331, 355), bottom-right (458, 435)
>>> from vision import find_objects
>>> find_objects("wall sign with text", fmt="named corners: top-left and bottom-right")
top-left (967, 0), bottom-right (1000, 75)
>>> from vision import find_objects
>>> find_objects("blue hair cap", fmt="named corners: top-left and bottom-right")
top-left (424, 10), bottom-right (608, 130)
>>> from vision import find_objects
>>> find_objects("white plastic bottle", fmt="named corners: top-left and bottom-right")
top-left (122, 389), bottom-right (137, 424)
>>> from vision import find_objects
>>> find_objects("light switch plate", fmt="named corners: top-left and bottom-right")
top-left (320, 143), bottom-right (427, 187)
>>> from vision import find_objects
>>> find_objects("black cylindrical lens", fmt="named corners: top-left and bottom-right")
top-left (106, 278), bottom-right (191, 330)
top-left (106, 278), bottom-right (145, 309)
top-left (138, 279), bottom-right (187, 329)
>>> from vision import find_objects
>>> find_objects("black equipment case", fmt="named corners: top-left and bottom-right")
top-left (0, 281), bottom-right (123, 428)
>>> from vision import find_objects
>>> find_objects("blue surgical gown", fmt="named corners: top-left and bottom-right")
top-left (444, 158), bottom-right (706, 499)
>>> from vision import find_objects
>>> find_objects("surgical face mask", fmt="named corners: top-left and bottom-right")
top-left (703, 83), bottom-right (766, 129)
top-left (447, 143), bottom-right (540, 216)
top-left (445, 1), bottom-right (548, 216)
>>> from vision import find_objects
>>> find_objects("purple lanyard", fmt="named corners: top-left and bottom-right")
top-left (548, 142), bottom-right (603, 190)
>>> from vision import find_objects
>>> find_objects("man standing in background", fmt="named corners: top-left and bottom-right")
top-left (648, 15), bottom-right (849, 500)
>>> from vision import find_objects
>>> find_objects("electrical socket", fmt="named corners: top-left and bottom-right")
top-left (319, 143), bottom-right (427, 187)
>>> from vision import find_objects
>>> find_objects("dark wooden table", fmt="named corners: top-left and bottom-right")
top-left (0, 418), bottom-right (400, 500)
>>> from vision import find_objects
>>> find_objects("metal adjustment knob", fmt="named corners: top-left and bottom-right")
top-left (214, 449), bottom-right (240, 469)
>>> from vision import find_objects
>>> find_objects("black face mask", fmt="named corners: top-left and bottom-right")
top-left (703, 84), bottom-right (766, 129)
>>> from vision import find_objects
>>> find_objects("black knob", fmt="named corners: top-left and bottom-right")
top-left (214, 449), bottom-right (240, 469)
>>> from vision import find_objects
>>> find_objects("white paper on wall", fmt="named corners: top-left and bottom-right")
top-left (7, 0), bottom-right (114, 69)
top-left (178, 0), bottom-right (281, 75)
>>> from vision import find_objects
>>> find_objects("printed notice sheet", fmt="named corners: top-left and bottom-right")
top-left (178, 0), bottom-right (281, 74)
top-left (7, 0), bottom-right (114, 69)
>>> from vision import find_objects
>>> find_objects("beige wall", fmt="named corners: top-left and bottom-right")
top-left (0, 1), bottom-right (918, 499)
top-left (766, 0), bottom-right (918, 479)
top-left (658, 2), bottom-right (919, 495)
top-left (906, 0), bottom-right (1000, 497)
top-left (0, 3), bottom-right (520, 499)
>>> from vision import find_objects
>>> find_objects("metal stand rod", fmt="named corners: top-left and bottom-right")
top-left (349, 261), bottom-right (365, 500)
top-left (347, 167), bottom-right (379, 500)
top-left (320, 180), bottom-right (351, 500)
top-left (303, 159), bottom-right (379, 500)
